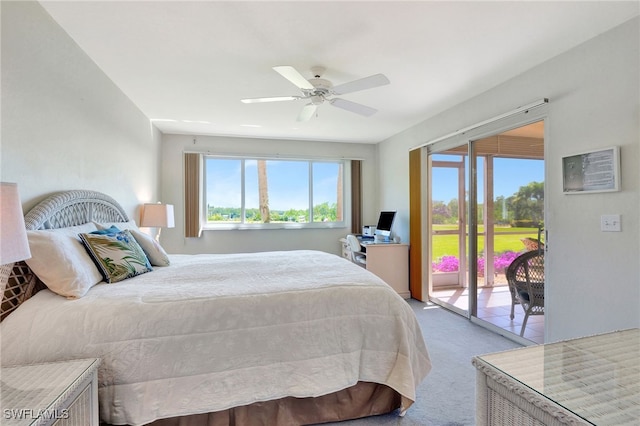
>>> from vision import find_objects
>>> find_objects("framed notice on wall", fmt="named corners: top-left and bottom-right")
top-left (562, 146), bottom-right (620, 194)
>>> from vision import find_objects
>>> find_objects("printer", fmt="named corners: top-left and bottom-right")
top-left (362, 225), bottom-right (376, 237)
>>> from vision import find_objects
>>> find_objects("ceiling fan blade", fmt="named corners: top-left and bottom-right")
top-left (332, 73), bottom-right (390, 95)
top-left (330, 98), bottom-right (377, 117)
top-left (241, 96), bottom-right (301, 104)
top-left (273, 66), bottom-right (314, 90)
top-left (297, 103), bottom-right (318, 122)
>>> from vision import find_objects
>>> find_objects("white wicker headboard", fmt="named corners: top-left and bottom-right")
top-left (1, 190), bottom-right (130, 321)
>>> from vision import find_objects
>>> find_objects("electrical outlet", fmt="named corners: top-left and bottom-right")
top-left (601, 214), bottom-right (621, 232)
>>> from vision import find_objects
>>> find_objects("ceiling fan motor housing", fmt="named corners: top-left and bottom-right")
top-left (309, 95), bottom-right (324, 105)
top-left (305, 78), bottom-right (333, 98)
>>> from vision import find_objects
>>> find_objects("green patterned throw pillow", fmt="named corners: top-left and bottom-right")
top-left (79, 230), bottom-right (153, 283)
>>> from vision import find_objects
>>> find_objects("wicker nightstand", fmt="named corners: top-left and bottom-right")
top-left (1, 358), bottom-right (100, 426)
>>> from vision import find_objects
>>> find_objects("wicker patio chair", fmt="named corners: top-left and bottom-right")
top-left (505, 250), bottom-right (544, 336)
top-left (520, 237), bottom-right (544, 252)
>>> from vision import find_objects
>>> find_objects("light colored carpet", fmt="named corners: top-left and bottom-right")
top-left (322, 299), bottom-right (523, 426)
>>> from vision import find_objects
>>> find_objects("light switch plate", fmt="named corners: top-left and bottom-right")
top-left (601, 214), bottom-right (621, 232)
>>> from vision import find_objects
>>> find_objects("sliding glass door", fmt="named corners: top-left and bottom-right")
top-left (427, 121), bottom-right (545, 342)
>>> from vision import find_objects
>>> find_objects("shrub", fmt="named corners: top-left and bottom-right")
top-left (432, 251), bottom-right (520, 274)
top-left (493, 251), bottom-right (519, 271)
top-left (432, 255), bottom-right (459, 272)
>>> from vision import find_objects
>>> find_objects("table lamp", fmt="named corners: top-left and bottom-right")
top-left (0, 183), bottom-right (31, 295)
top-left (141, 203), bottom-right (175, 241)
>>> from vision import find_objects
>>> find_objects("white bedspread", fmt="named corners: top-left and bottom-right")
top-left (1, 250), bottom-right (431, 425)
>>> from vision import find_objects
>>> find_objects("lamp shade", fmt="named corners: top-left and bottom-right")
top-left (0, 182), bottom-right (31, 264)
top-left (141, 203), bottom-right (175, 228)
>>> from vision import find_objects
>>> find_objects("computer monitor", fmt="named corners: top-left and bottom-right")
top-left (375, 211), bottom-right (396, 239)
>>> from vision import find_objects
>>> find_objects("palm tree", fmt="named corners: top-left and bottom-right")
top-left (336, 163), bottom-right (343, 221)
top-left (257, 160), bottom-right (270, 223)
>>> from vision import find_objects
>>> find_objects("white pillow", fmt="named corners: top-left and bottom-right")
top-left (25, 223), bottom-right (103, 298)
top-left (93, 219), bottom-right (139, 231)
top-left (129, 229), bottom-right (170, 267)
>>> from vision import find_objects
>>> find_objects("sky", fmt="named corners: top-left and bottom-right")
top-left (431, 157), bottom-right (544, 202)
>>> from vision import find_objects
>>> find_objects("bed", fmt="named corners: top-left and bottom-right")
top-left (0, 190), bottom-right (431, 426)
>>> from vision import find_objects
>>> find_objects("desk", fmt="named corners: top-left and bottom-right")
top-left (340, 238), bottom-right (410, 298)
top-left (472, 329), bottom-right (639, 425)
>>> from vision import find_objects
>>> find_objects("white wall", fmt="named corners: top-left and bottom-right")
top-left (160, 134), bottom-right (378, 256)
top-left (0, 1), bottom-right (161, 218)
top-left (379, 17), bottom-right (640, 342)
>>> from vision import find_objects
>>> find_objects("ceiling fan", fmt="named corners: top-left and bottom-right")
top-left (241, 66), bottom-right (390, 122)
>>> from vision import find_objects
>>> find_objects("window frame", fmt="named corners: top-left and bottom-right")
top-left (202, 154), bottom-right (349, 231)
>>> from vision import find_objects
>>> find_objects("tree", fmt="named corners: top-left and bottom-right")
top-left (257, 160), bottom-right (270, 223)
top-left (447, 198), bottom-right (459, 224)
top-left (431, 201), bottom-right (450, 224)
top-left (314, 202), bottom-right (337, 222)
top-left (336, 164), bottom-right (343, 221)
top-left (511, 181), bottom-right (544, 226)
top-left (493, 195), bottom-right (511, 225)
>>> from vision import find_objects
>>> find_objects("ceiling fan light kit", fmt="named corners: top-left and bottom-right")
top-left (241, 65), bottom-right (390, 121)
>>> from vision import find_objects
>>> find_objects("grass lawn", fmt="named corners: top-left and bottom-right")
top-left (432, 225), bottom-right (540, 260)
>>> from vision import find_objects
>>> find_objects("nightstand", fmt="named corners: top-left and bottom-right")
top-left (1, 358), bottom-right (100, 426)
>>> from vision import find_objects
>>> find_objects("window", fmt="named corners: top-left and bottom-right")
top-left (204, 156), bottom-right (346, 229)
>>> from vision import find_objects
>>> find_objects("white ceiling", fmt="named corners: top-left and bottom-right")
top-left (39, 1), bottom-right (639, 144)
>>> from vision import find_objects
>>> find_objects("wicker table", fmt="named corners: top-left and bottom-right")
top-left (1, 358), bottom-right (100, 426)
top-left (473, 329), bottom-right (639, 425)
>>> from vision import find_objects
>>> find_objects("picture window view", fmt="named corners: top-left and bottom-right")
top-left (206, 158), bottom-right (344, 225)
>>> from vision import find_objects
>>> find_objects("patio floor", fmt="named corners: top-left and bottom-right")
top-left (431, 284), bottom-right (544, 344)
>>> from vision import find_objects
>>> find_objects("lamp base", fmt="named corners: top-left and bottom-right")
top-left (1, 262), bottom-right (14, 298)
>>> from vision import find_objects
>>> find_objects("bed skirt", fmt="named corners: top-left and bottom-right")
top-left (140, 382), bottom-right (401, 426)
